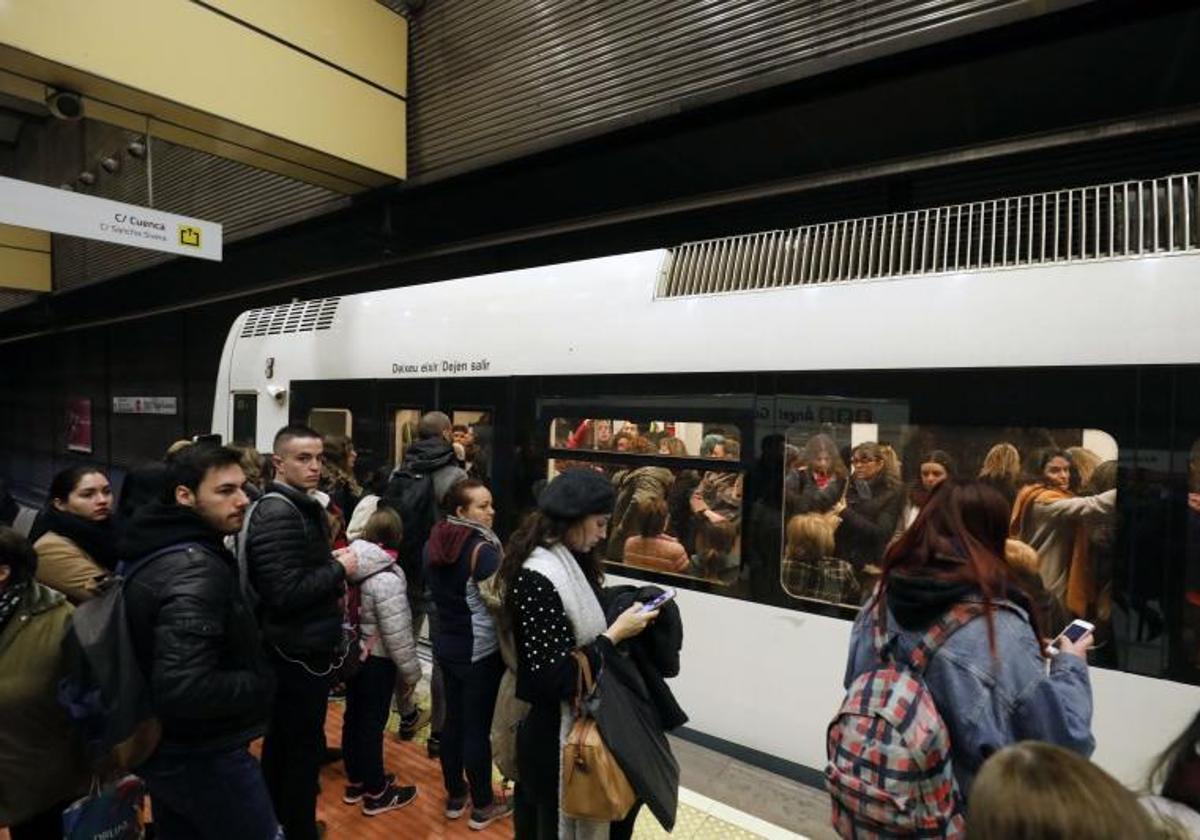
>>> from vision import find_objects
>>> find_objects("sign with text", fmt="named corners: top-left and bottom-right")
top-left (113, 396), bottom-right (178, 416)
top-left (0, 176), bottom-right (222, 260)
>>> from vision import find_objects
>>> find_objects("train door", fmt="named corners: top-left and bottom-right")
top-left (433, 376), bottom-right (515, 533)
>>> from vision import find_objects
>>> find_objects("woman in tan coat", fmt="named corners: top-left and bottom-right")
top-left (0, 526), bottom-right (89, 836)
top-left (30, 465), bottom-right (116, 604)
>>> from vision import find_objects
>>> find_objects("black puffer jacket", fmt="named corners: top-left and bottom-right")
top-left (835, 473), bottom-right (904, 570)
top-left (246, 482), bottom-right (345, 657)
top-left (121, 503), bottom-right (274, 752)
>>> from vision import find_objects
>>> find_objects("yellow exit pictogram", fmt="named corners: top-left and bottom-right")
top-left (179, 225), bottom-right (201, 248)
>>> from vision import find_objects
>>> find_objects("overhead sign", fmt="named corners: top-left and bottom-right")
top-left (0, 175), bottom-right (222, 260)
top-left (113, 396), bottom-right (178, 416)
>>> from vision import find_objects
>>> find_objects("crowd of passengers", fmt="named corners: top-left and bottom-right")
top-left (1, 414), bottom-right (1199, 838)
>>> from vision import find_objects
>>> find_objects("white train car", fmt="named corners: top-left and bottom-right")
top-left (213, 171), bottom-right (1200, 789)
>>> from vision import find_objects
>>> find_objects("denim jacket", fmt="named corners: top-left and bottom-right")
top-left (844, 594), bottom-right (1095, 797)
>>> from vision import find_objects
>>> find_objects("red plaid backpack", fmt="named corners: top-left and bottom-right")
top-left (825, 596), bottom-right (983, 839)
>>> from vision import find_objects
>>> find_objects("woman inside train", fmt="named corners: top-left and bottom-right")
top-left (786, 433), bottom-right (847, 515)
top-left (834, 442), bottom-right (904, 571)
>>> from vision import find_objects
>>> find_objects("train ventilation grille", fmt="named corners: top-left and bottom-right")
top-left (656, 172), bottom-right (1200, 298)
top-left (239, 298), bottom-right (341, 338)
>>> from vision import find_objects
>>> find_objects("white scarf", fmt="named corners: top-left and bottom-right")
top-left (522, 543), bottom-right (610, 840)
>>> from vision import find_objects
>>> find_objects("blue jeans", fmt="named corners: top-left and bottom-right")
top-left (342, 655), bottom-right (398, 793)
top-left (139, 746), bottom-right (280, 840)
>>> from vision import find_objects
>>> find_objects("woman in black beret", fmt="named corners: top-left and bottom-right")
top-left (495, 469), bottom-right (659, 839)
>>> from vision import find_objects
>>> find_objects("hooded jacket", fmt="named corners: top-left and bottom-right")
top-left (0, 581), bottom-right (89, 824)
top-left (401, 438), bottom-right (468, 506)
top-left (424, 518), bottom-right (500, 665)
top-left (346, 540), bottom-right (421, 687)
top-left (121, 502), bottom-right (274, 752)
top-left (845, 574), bottom-right (1094, 797)
top-left (245, 481), bottom-right (345, 657)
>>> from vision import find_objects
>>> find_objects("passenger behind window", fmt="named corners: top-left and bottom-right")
top-left (782, 513), bottom-right (860, 605)
top-left (978, 442), bottom-right (1022, 506)
top-left (1082, 460), bottom-right (1120, 667)
top-left (969, 742), bottom-right (1174, 839)
top-left (661, 437), bottom-right (701, 556)
top-left (606, 438), bottom-right (674, 563)
top-left (1004, 538), bottom-right (1070, 641)
top-left (690, 517), bottom-right (739, 584)
top-left (834, 442), bottom-right (903, 571)
top-left (624, 497), bottom-right (689, 574)
top-left (658, 437), bottom-right (688, 458)
top-left (894, 451), bottom-right (956, 538)
top-left (787, 433), bottom-right (847, 515)
top-left (690, 439), bottom-right (743, 527)
top-left (1010, 449), bottom-right (1116, 623)
top-left (1068, 446), bottom-right (1103, 490)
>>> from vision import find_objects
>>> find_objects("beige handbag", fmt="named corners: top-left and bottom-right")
top-left (561, 650), bottom-right (637, 822)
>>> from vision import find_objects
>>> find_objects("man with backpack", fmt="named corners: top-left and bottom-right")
top-left (120, 443), bottom-right (278, 838)
top-left (245, 425), bottom-right (358, 840)
top-left (387, 411), bottom-right (466, 751)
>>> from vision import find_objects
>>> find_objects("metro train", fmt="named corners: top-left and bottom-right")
top-left (213, 171), bottom-right (1200, 788)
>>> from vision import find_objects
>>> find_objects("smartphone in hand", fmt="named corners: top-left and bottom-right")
top-left (1047, 619), bottom-right (1095, 655)
top-left (640, 588), bottom-right (676, 614)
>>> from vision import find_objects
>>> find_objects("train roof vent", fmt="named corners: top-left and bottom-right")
top-left (656, 172), bottom-right (1200, 298)
top-left (239, 297), bottom-right (341, 338)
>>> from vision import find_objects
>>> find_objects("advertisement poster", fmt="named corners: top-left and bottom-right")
top-left (66, 397), bottom-right (92, 454)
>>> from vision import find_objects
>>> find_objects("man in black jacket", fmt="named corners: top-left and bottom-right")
top-left (122, 443), bottom-right (278, 839)
top-left (247, 425), bottom-right (358, 840)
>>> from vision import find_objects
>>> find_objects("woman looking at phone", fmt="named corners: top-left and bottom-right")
top-left (843, 480), bottom-right (1095, 799)
top-left (497, 469), bottom-right (658, 839)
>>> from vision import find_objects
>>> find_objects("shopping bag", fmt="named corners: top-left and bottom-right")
top-left (62, 774), bottom-right (145, 840)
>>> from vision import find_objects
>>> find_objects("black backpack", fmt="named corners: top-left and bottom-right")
top-left (58, 543), bottom-right (194, 772)
top-left (383, 467), bottom-right (438, 591)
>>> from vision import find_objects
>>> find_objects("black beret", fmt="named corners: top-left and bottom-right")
top-left (538, 469), bottom-right (615, 520)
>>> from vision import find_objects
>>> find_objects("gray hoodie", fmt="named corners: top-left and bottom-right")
top-left (348, 539), bottom-right (422, 687)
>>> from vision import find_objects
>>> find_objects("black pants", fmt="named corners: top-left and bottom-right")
top-left (512, 782), bottom-right (641, 840)
top-left (260, 651), bottom-right (331, 840)
top-left (341, 655), bottom-right (397, 793)
top-left (438, 651), bottom-right (504, 805)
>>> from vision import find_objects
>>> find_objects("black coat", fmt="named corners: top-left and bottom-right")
top-left (121, 503), bottom-right (274, 752)
top-left (245, 482), bottom-right (345, 658)
top-left (835, 473), bottom-right (904, 570)
top-left (602, 585), bottom-right (688, 731)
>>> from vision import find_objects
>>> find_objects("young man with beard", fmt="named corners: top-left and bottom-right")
top-left (122, 443), bottom-right (279, 838)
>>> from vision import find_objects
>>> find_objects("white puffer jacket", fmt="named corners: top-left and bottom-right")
top-left (348, 540), bottom-right (421, 687)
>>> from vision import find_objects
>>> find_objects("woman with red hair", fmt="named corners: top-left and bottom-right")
top-left (842, 481), bottom-right (1095, 800)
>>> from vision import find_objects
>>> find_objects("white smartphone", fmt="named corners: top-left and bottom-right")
top-left (640, 588), bottom-right (676, 614)
top-left (1047, 619), bottom-right (1095, 654)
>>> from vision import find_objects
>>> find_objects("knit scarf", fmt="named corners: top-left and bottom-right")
top-left (30, 507), bottom-right (118, 570)
top-left (1010, 483), bottom-right (1092, 618)
top-left (0, 580), bottom-right (30, 634)
top-left (444, 515), bottom-right (502, 553)
top-left (522, 543), bottom-right (609, 840)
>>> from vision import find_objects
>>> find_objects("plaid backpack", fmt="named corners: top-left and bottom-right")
top-left (825, 598), bottom-right (983, 839)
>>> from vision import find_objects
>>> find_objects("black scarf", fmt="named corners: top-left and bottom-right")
top-left (28, 506), bottom-right (118, 570)
top-left (0, 580), bottom-right (30, 634)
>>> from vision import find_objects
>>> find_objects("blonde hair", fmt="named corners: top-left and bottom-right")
top-left (878, 444), bottom-right (901, 483)
top-left (785, 513), bottom-right (835, 562)
top-left (166, 439), bottom-right (193, 457)
top-left (979, 443), bottom-right (1021, 483)
top-left (969, 742), bottom-right (1170, 839)
top-left (1067, 446), bottom-right (1102, 489)
top-left (1004, 538), bottom-right (1039, 576)
top-left (659, 437), bottom-right (688, 457)
top-left (321, 434), bottom-right (362, 496)
top-left (229, 444), bottom-right (263, 488)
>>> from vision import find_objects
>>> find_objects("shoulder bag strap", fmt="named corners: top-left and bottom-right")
top-left (468, 540), bottom-right (485, 578)
top-left (907, 602), bottom-right (986, 674)
top-left (571, 649), bottom-right (594, 716)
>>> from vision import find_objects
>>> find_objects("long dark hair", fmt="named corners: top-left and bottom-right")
top-left (882, 480), bottom-right (1039, 652)
top-left (48, 464), bottom-right (107, 504)
top-left (1149, 709), bottom-right (1200, 796)
top-left (908, 450), bottom-right (957, 507)
top-left (498, 509), bottom-right (603, 623)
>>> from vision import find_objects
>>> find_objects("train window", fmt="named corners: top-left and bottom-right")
top-left (546, 457), bottom-right (746, 587)
top-left (550, 417), bottom-right (737, 458)
top-left (780, 422), bottom-right (1120, 621)
top-left (392, 408), bottom-right (421, 466)
top-left (451, 409), bottom-right (493, 483)
top-left (231, 392), bottom-right (257, 446)
top-left (308, 407), bottom-right (352, 438)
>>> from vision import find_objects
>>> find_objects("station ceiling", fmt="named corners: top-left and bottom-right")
top-left (1, 0), bottom-right (1197, 339)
